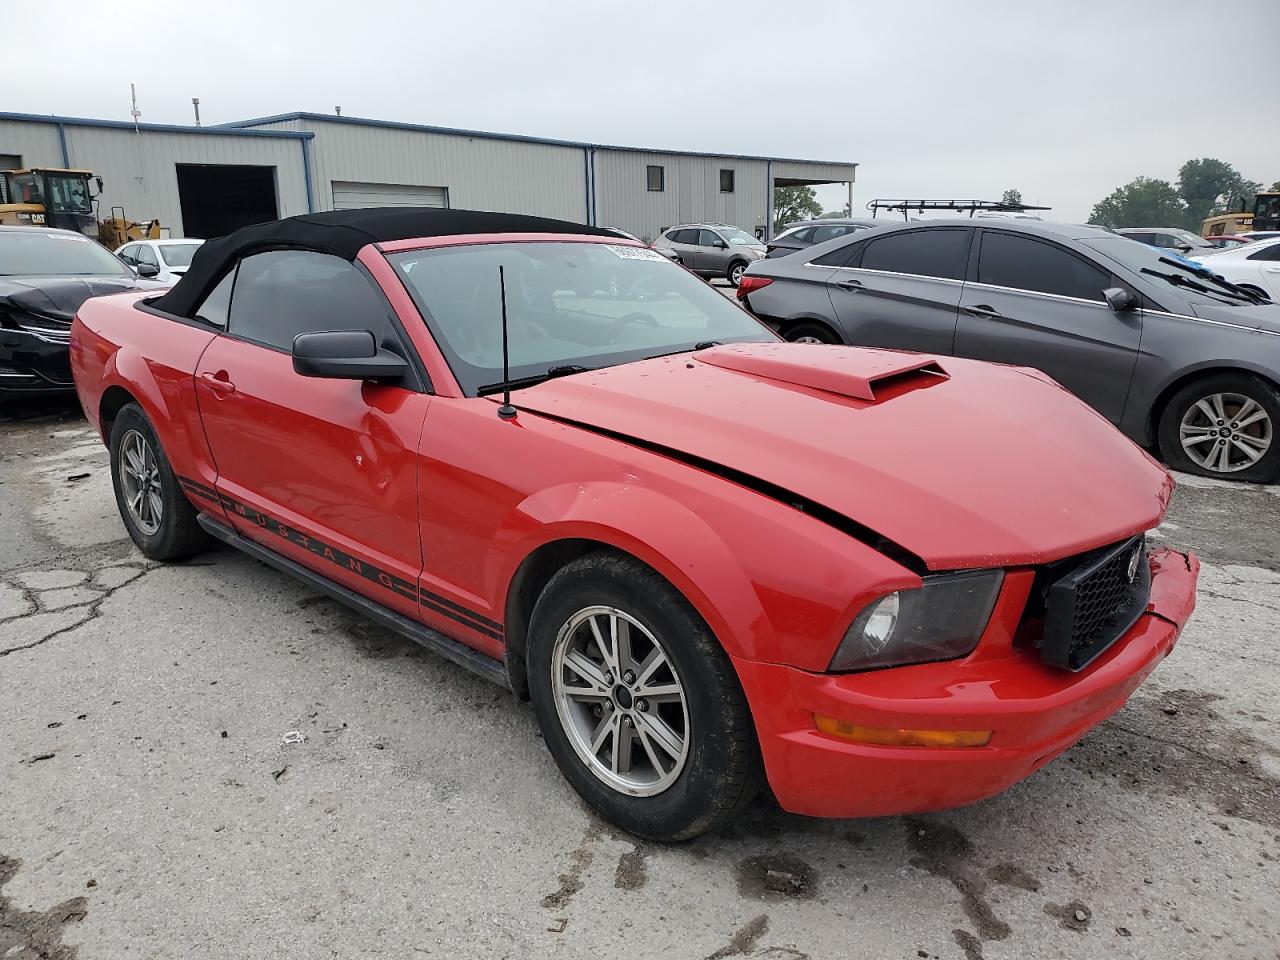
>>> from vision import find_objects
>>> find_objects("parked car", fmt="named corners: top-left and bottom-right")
top-left (1237, 231), bottom-right (1280, 242)
top-left (1114, 227), bottom-right (1217, 255)
top-left (1190, 236), bottom-right (1280, 302)
top-left (115, 239), bottom-right (205, 284)
top-left (1203, 234), bottom-right (1254, 249)
top-left (0, 225), bottom-right (166, 397)
top-left (739, 219), bottom-right (1280, 481)
top-left (766, 218), bottom-right (878, 258)
top-left (653, 223), bottom-right (765, 286)
top-left (603, 226), bottom-right (677, 259)
top-left (70, 208), bottom-right (1198, 840)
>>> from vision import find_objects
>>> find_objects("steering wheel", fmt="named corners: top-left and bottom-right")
top-left (606, 311), bottom-right (658, 344)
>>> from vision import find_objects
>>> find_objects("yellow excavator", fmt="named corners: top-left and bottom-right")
top-left (0, 167), bottom-right (162, 248)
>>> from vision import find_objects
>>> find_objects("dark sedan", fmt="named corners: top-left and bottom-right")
top-left (0, 226), bottom-right (164, 397)
top-left (739, 219), bottom-right (1280, 481)
top-left (766, 218), bottom-right (878, 258)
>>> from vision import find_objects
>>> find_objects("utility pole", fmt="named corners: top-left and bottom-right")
top-left (129, 83), bottom-right (142, 132)
top-left (192, 98), bottom-right (201, 126)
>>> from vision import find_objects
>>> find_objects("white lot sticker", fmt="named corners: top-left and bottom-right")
top-left (46, 233), bottom-right (92, 242)
top-left (604, 244), bottom-right (667, 261)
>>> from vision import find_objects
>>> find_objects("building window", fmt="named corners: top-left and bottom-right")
top-left (647, 165), bottom-right (665, 192)
top-left (720, 169), bottom-right (735, 193)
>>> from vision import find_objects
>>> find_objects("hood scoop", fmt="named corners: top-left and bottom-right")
top-left (694, 343), bottom-right (947, 402)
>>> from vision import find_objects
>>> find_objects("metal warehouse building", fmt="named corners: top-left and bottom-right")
top-left (0, 110), bottom-right (854, 243)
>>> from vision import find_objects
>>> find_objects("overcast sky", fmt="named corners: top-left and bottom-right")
top-left (6, 0), bottom-right (1278, 222)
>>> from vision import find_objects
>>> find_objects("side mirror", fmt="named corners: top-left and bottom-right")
top-left (292, 329), bottom-right (408, 382)
top-left (714, 239), bottom-right (727, 249)
top-left (1176, 243), bottom-right (1193, 253)
top-left (135, 262), bottom-right (160, 278)
top-left (1103, 287), bottom-right (1138, 312)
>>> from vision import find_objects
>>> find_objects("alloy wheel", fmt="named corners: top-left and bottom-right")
top-left (730, 264), bottom-right (746, 285)
top-left (1179, 392), bottom-right (1273, 474)
top-left (119, 428), bottom-right (163, 535)
top-left (550, 605), bottom-right (690, 797)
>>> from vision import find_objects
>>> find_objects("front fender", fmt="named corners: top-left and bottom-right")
top-left (492, 481), bottom-right (774, 661)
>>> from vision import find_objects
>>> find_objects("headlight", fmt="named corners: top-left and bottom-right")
top-left (829, 569), bottom-right (1004, 672)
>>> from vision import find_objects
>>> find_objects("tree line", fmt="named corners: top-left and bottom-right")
top-left (1089, 159), bottom-right (1278, 231)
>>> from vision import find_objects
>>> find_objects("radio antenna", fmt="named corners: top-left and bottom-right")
top-left (496, 265), bottom-right (517, 421)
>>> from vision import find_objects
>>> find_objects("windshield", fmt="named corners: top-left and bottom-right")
top-left (390, 241), bottom-right (775, 395)
top-left (1255, 195), bottom-right (1280, 222)
top-left (43, 175), bottom-right (93, 215)
top-left (0, 230), bottom-right (132, 277)
top-left (719, 227), bottom-right (760, 246)
top-left (157, 242), bottom-right (202, 267)
top-left (1082, 236), bottom-right (1253, 307)
top-left (1171, 229), bottom-right (1214, 249)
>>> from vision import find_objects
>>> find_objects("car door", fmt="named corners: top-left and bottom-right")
top-left (1245, 242), bottom-right (1280, 299)
top-left (696, 229), bottom-right (727, 274)
top-left (664, 229), bottom-right (696, 269)
top-left (826, 226), bottom-right (972, 354)
top-left (194, 249), bottom-right (431, 620)
top-left (953, 229), bottom-right (1141, 422)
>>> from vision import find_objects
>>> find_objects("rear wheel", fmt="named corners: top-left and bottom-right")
top-left (784, 322), bottom-right (841, 345)
top-left (1158, 373), bottom-right (1280, 482)
top-left (109, 403), bottom-right (210, 559)
top-left (527, 552), bottom-right (762, 840)
top-left (727, 261), bottom-right (748, 287)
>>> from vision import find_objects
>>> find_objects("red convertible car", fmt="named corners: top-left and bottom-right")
top-left (71, 208), bottom-right (1199, 840)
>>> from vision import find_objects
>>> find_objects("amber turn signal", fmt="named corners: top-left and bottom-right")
top-left (814, 715), bottom-right (992, 748)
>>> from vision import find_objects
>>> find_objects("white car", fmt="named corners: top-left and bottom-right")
top-left (1191, 236), bottom-right (1280, 302)
top-left (114, 239), bottom-right (204, 285)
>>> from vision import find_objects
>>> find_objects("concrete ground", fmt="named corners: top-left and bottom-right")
top-left (1, 397), bottom-right (1277, 960)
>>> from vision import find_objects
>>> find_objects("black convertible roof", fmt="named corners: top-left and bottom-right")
top-left (154, 207), bottom-right (615, 317)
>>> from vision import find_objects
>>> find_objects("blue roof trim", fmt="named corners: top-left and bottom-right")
top-left (0, 111), bottom-right (314, 140)
top-left (223, 112), bottom-right (855, 168)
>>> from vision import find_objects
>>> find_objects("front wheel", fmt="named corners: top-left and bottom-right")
top-left (527, 552), bottom-right (762, 840)
top-left (727, 261), bottom-right (748, 287)
top-left (1157, 373), bottom-right (1279, 482)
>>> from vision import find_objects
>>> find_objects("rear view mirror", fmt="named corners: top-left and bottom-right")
top-left (292, 329), bottom-right (409, 382)
top-left (1103, 287), bottom-right (1138, 312)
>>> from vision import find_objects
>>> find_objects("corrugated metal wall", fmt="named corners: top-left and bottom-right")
top-left (296, 119), bottom-right (587, 220)
top-left (1, 120), bottom-right (309, 238)
top-left (592, 150), bottom-right (773, 243)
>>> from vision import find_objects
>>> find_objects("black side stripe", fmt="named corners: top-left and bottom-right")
top-left (177, 475), bottom-right (502, 641)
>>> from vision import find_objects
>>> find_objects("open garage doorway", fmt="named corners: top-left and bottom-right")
top-left (176, 164), bottom-right (278, 239)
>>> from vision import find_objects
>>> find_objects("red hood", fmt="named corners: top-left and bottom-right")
top-left (510, 343), bottom-right (1172, 571)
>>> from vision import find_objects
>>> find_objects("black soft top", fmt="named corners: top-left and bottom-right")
top-left (154, 207), bottom-right (615, 317)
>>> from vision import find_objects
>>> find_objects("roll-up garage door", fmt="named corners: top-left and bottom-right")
top-left (331, 181), bottom-right (448, 210)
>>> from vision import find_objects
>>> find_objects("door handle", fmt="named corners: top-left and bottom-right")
top-left (200, 370), bottom-right (235, 395)
top-left (963, 304), bottom-right (1003, 319)
top-left (835, 277), bottom-right (864, 290)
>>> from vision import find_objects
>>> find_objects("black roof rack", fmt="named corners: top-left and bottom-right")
top-left (867, 199), bottom-right (1052, 220)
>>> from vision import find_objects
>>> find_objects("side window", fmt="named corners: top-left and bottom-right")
top-left (228, 250), bottom-right (393, 351)
top-left (860, 229), bottom-right (970, 280)
top-left (193, 267), bottom-right (236, 329)
top-left (811, 225), bottom-right (846, 244)
top-left (1247, 244), bottom-right (1280, 261)
top-left (812, 240), bottom-right (862, 267)
top-left (977, 232), bottom-right (1110, 302)
top-left (791, 228), bottom-right (815, 244)
top-left (117, 244), bottom-right (137, 265)
top-left (135, 245), bottom-right (159, 267)
top-left (677, 229), bottom-right (699, 244)
top-left (698, 229), bottom-right (722, 247)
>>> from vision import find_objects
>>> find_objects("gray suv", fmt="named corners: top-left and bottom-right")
top-left (654, 224), bottom-right (766, 287)
top-left (740, 219), bottom-right (1280, 481)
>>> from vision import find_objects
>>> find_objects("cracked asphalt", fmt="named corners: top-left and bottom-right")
top-left (1, 397), bottom-right (1278, 960)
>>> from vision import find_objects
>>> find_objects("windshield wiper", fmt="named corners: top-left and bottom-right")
top-left (1140, 264), bottom-right (1258, 305)
top-left (1147, 256), bottom-right (1267, 304)
top-left (477, 364), bottom-right (591, 396)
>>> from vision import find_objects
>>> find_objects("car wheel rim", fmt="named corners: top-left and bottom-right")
top-left (119, 429), bottom-right (163, 535)
top-left (794, 335), bottom-right (825, 344)
top-left (731, 266), bottom-right (744, 283)
top-left (550, 604), bottom-right (690, 797)
top-left (1179, 392), bottom-right (1272, 474)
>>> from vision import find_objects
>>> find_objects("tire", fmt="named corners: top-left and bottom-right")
top-left (784, 321), bottom-right (842, 345)
top-left (1157, 373), bottom-right (1280, 482)
top-left (109, 403), bottom-right (210, 559)
top-left (527, 552), bottom-right (762, 841)
top-left (727, 261), bottom-right (748, 287)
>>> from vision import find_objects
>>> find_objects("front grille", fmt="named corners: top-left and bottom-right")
top-left (1033, 536), bottom-right (1150, 671)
